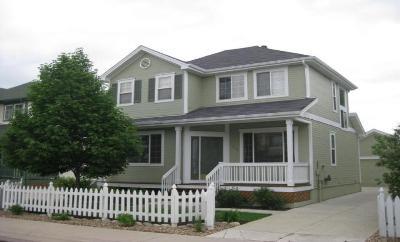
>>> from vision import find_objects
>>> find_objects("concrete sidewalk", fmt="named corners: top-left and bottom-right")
top-left (209, 188), bottom-right (379, 242)
top-left (0, 217), bottom-right (252, 242)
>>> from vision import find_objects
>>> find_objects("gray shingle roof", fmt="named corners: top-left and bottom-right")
top-left (0, 82), bottom-right (33, 102)
top-left (135, 98), bottom-right (315, 126)
top-left (188, 46), bottom-right (309, 69)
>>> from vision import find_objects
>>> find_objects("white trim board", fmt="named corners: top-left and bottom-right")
top-left (360, 155), bottom-right (380, 160)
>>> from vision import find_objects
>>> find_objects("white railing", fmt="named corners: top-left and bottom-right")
top-left (378, 187), bottom-right (400, 238)
top-left (206, 162), bottom-right (310, 191)
top-left (0, 180), bottom-right (216, 228)
top-left (161, 165), bottom-right (177, 193)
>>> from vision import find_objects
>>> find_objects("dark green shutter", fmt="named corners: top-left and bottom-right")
top-left (134, 80), bottom-right (142, 103)
top-left (174, 74), bottom-right (183, 100)
top-left (148, 78), bottom-right (155, 102)
top-left (111, 83), bottom-right (118, 104)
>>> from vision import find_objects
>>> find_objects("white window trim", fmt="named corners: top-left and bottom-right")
top-left (330, 132), bottom-right (337, 166)
top-left (331, 81), bottom-right (337, 112)
top-left (216, 72), bottom-right (248, 103)
top-left (253, 67), bottom-right (289, 99)
top-left (117, 78), bottom-right (135, 107)
top-left (339, 88), bottom-right (348, 128)
top-left (129, 130), bottom-right (165, 167)
top-left (155, 72), bottom-right (175, 103)
top-left (239, 127), bottom-right (299, 163)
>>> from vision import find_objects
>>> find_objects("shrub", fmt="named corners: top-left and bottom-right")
top-left (9, 204), bottom-right (24, 215)
top-left (194, 218), bottom-right (204, 232)
top-left (52, 213), bottom-right (70, 220)
top-left (53, 177), bottom-right (91, 189)
top-left (253, 188), bottom-right (286, 210)
top-left (220, 210), bottom-right (239, 223)
top-left (216, 190), bottom-right (247, 208)
top-left (116, 213), bottom-right (136, 226)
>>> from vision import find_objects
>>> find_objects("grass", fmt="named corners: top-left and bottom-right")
top-left (215, 210), bottom-right (269, 224)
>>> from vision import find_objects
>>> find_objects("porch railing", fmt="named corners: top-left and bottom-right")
top-left (206, 162), bottom-right (309, 192)
top-left (161, 165), bottom-right (177, 193)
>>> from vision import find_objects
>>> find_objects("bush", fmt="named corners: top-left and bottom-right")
top-left (53, 177), bottom-right (91, 189)
top-left (216, 190), bottom-right (247, 208)
top-left (253, 188), bottom-right (286, 210)
top-left (9, 204), bottom-right (24, 215)
top-left (116, 213), bottom-right (136, 226)
top-left (194, 218), bottom-right (204, 232)
top-left (52, 213), bottom-right (70, 220)
top-left (220, 210), bottom-right (239, 223)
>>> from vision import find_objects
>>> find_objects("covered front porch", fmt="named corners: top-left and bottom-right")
top-left (162, 118), bottom-right (313, 192)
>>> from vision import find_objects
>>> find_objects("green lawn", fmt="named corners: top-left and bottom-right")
top-left (215, 210), bottom-right (270, 224)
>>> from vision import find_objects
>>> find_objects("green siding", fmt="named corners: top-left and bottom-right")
top-left (360, 159), bottom-right (386, 187)
top-left (308, 67), bottom-right (341, 123)
top-left (107, 128), bottom-right (176, 184)
top-left (312, 122), bottom-right (361, 194)
top-left (360, 134), bottom-right (378, 156)
top-left (109, 53), bottom-right (183, 119)
top-left (189, 64), bottom-right (306, 110)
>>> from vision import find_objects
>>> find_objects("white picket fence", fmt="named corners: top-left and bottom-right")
top-left (378, 187), bottom-right (400, 238)
top-left (0, 180), bottom-right (215, 228)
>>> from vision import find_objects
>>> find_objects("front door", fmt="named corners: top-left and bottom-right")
top-left (190, 136), bottom-right (223, 181)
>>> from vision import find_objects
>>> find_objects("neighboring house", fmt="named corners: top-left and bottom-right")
top-left (101, 45), bottom-right (362, 207)
top-left (359, 129), bottom-right (390, 187)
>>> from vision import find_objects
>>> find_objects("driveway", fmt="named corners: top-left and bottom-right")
top-left (209, 188), bottom-right (378, 242)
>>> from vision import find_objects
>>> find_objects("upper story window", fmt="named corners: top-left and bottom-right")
top-left (216, 73), bottom-right (247, 102)
top-left (339, 88), bottom-right (348, 128)
top-left (117, 79), bottom-right (134, 106)
top-left (3, 103), bottom-right (26, 122)
top-left (254, 68), bottom-right (288, 99)
top-left (155, 73), bottom-right (174, 102)
top-left (330, 132), bottom-right (337, 166)
top-left (129, 132), bottom-right (163, 166)
top-left (332, 82), bottom-right (337, 112)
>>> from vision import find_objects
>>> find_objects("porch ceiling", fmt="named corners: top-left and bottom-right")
top-left (134, 98), bottom-right (316, 127)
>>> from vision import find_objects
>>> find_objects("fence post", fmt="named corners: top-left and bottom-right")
top-left (47, 182), bottom-right (54, 217)
top-left (171, 184), bottom-right (179, 226)
top-left (102, 183), bottom-right (109, 220)
top-left (205, 182), bottom-right (215, 230)
top-left (2, 180), bottom-right (10, 209)
top-left (378, 187), bottom-right (387, 237)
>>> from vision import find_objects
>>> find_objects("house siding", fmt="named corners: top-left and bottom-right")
top-left (188, 72), bottom-right (203, 112)
top-left (109, 53), bottom-right (184, 119)
top-left (195, 64), bottom-right (306, 109)
top-left (360, 134), bottom-right (378, 157)
top-left (107, 128), bottom-right (176, 184)
top-left (311, 121), bottom-right (361, 198)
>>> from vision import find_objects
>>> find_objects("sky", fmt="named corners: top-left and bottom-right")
top-left (0, 0), bottom-right (399, 133)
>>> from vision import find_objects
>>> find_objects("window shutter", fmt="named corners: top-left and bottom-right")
top-left (111, 83), bottom-right (118, 104)
top-left (148, 78), bottom-right (155, 102)
top-left (174, 74), bottom-right (183, 99)
top-left (134, 80), bottom-right (142, 103)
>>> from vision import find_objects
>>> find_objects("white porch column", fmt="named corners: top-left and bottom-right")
top-left (174, 126), bottom-right (182, 184)
top-left (286, 119), bottom-right (295, 186)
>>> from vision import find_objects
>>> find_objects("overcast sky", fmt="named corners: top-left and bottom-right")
top-left (0, 0), bottom-right (399, 133)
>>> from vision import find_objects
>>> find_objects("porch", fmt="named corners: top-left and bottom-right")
top-left (161, 118), bottom-right (313, 192)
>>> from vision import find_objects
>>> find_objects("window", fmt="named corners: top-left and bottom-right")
top-left (155, 73), bottom-right (174, 102)
top-left (118, 79), bottom-right (134, 105)
top-left (217, 73), bottom-right (247, 102)
top-left (129, 132), bottom-right (163, 165)
top-left (242, 128), bottom-right (297, 163)
top-left (3, 103), bottom-right (26, 122)
top-left (330, 132), bottom-right (336, 165)
top-left (254, 69), bottom-right (288, 98)
top-left (332, 82), bottom-right (337, 112)
top-left (339, 88), bottom-right (348, 128)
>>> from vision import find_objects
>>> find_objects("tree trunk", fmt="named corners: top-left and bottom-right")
top-left (73, 170), bottom-right (81, 189)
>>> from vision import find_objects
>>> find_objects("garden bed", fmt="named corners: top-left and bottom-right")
top-left (0, 210), bottom-right (235, 236)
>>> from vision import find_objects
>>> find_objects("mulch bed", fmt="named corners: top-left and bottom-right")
top-left (0, 210), bottom-right (235, 236)
top-left (366, 231), bottom-right (400, 242)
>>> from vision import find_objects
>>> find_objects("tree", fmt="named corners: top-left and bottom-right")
top-left (0, 49), bottom-right (141, 187)
top-left (373, 126), bottom-right (400, 196)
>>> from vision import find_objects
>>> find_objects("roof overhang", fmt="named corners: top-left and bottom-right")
top-left (363, 129), bottom-right (391, 137)
top-left (349, 113), bottom-right (365, 135)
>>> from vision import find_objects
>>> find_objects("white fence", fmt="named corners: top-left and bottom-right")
top-left (378, 187), bottom-right (400, 238)
top-left (0, 180), bottom-right (216, 228)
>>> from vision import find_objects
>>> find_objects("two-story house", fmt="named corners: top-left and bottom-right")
top-left (101, 45), bottom-right (362, 207)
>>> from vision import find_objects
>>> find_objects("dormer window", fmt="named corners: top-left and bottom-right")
top-left (254, 68), bottom-right (288, 98)
top-left (216, 73), bottom-right (247, 102)
top-left (117, 79), bottom-right (134, 106)
top-left (155, 73), bottom-right (174, 102)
